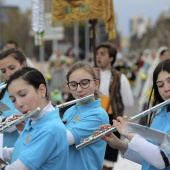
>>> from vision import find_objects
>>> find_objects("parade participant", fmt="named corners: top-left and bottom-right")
top-left (95, 42), bottom-right (134, 170)
top-left (3, 40), bottom-right (35, 68)
top-left (62, 61), bottom-right (109, 170)
top-left (139, 46), bottom-right (170, 125)
top-left (0, 48), bottom-right (27, 147)
top-left (48, 49), bottom-right (68, 94)
top-left (100, 59), bottom-right (170, 170)
top-left (0, 67), bottom-right (68, 170)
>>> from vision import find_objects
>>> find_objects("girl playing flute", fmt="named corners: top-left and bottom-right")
top-left (62, 61), bottom-right (109, 170)
top-left (0, 67), bottom-right (69, 170)
top-left (100, 59), bottom-right (170, 170)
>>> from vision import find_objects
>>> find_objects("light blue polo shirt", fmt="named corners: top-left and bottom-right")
top-left (0, 82), bottom-right (20, 147)
top-left (142, 106), bottom-right (170, 170)
top-left (62, 99), bottom-right (109, 170)
top-left (11, 109), bottom-right (69, 170)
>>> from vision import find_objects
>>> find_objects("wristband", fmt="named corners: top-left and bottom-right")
top-left (160, 150), bottom-right (170, 167)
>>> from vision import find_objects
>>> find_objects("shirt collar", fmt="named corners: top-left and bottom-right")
top-left (25, 102), bottom-right (55, 130)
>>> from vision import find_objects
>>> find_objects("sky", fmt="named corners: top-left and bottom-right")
top-left (3, 0), bottom-right (170, 37)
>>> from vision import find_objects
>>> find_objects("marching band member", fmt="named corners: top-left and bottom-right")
top-left (0, 48), bottom-right (27, 147)
top-left (62, 61), bottom-right (109, 170)
top-left (100, 59), bottom-right (170, 170)
top-left (0, 67), bottom-right (69, 170)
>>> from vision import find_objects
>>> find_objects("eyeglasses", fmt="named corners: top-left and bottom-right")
top-left (67, 79), bottom-right (96, 91)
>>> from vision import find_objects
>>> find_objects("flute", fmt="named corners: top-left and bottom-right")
top-left (0, 93), bottom-right (94, 132)
top-left (0, 107), bottom-right (41, 132)
top-left (0, 84), bottom-right (7, 90)
top-left (76, 99), bottom-right (170, 150)
top-left (56, 94), bottom-right (94, 109)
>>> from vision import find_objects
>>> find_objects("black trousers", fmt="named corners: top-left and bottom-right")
top-left (104, 114), bottom-right (120, 162)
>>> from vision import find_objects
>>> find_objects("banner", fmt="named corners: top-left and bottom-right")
top-left (52, 0), bottom-right (104, 25)
top-left (32, 0), bottom-right (44, 45)
top-left (105, 0), bottom-right (116, 39)
top-left (52, 0), bottom-right (116, 39)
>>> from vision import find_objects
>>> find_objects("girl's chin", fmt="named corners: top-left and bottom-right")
top-left (164, 98), bottom-right (170, 101)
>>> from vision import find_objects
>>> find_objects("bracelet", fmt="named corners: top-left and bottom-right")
top-left (160, 150), bottom-right (170, 167)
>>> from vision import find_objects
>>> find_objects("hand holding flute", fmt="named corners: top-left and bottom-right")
top-left (8, 114), bottom-right (26, 132)
top-left (98, 124), bottom-right (129, 155)
top-left (88, 116), bottom-right (132, 157)
top-left (0, 108), bottom-right (41, 132)
top-left (112, 116), bottom-right (135, 139)
top-left (97, 116), bottom-right (135, 146)
top-left (76, 98), bottom-right (170, 149)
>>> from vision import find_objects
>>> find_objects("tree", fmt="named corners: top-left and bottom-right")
top-left (1, 6), bottom-right (34, 59)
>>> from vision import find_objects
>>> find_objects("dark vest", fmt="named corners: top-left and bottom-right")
top-left (110, 68), bottom-right (124, 119)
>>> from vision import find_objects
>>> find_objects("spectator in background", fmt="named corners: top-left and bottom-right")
top-left (135, 52), bottom-right (145, 72)
top-left (114, 52), bottom-right (127, 74)
top-left (48, 49), bottom-right (68, 100)
top-left (65, 48), bottom-right (76, 62)
top-left (65, 48), bottom-right (76, 72)
top-left (133, 49), bottom-right (153, 98)
top-left (138, 46), bottom-right (170, 125)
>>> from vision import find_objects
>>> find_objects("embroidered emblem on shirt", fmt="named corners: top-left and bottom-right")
top-left (74, 115), bottom-right (81, 122)
top-left (25, 134), bottom-right (32, 143)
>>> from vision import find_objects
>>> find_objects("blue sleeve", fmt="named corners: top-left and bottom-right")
top-left (68, 109), bottom-right (109, 145)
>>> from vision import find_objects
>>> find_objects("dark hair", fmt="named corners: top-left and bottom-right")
top-left (95, 42), bottom-right (117, 65)
top-left (160, 50), bottom-right (168, 56)
top-left (0, 48), bottom-right (26, 64)
top-left (0, 48), bottom-right (27, 100)
top-left (6, 67), bottom-right (49, 100)
top-left (6, 40), bottom-right (18, 48)
top-left (151, 59), bottom-right (170, 105)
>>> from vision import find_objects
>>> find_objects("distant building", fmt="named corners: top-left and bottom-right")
top-left (159, 7), bottom-right (170, 19)
top-left (130, 16), bottom-right (151, 39)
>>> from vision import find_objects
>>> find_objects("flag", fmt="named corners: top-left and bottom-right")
top-left (52, 0), bottom-right (104, 25)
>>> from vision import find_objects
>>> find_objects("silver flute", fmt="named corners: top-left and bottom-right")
top-left (0, 85), bottom-right (94, 109)
top-left (0, 107), bottom-right (41, 132)
top-left (0, 84), bottom-right (7, 90)
top-left (76, 99), bottom-right (170, 150)
top-left (56, 94), bottom-right (94, 109)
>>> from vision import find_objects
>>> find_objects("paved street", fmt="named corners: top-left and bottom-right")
top-left (114, 153), bottom-right (141, 170)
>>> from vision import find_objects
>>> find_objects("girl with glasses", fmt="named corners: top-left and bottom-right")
top-left (0, 67), bottom-right (69, 170)
top-left (62, 61), bottom-right (109, 170)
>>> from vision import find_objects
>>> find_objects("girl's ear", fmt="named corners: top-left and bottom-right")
top-left (95, 79), bottom-right (100, 90)
top-left (109, 56), bottom-right (114, 63)
top-left (38, 84), bottom-right (46, 98)
top-left (22, 61), bottom-right (27, 67)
